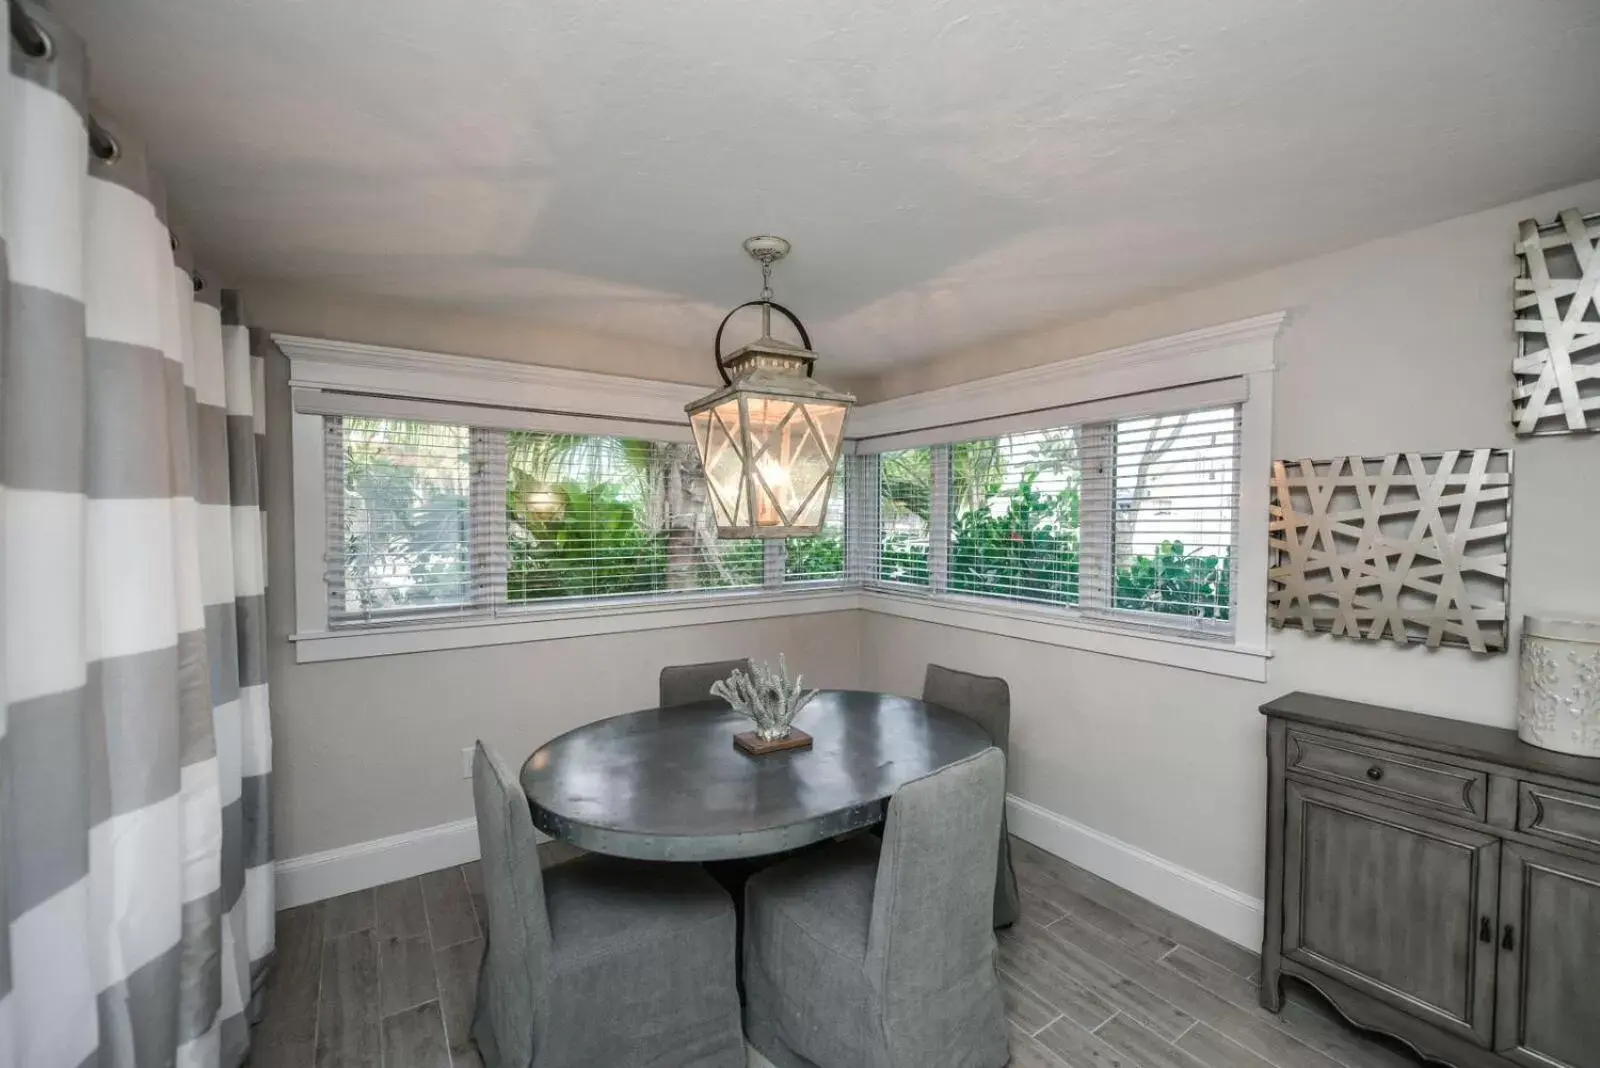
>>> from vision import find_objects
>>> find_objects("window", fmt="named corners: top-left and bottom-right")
top-left (505, 432), bottom-right (763, 603)
top-left (330, 418), bottom-right (473, 620)
top-left (863, 403), bottom-right (1241, 636)
top-left (784, 457), bottom-right (846, 581)
top-left (948, 429), bottom-right (1081, 606)
top-left (1111, 409), bottom-right (1238, 621)
top-left (327, 418), bottom-right (817, 626)
top-left (877, 448), bottom-right (932, 587)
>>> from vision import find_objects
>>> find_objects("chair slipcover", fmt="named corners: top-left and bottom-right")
top-left (659, 659), bottom-right (753, 708)
top-left (470, 742), bottom-right (745, 1068)
top-left (743, 748), bottom-right (1010, 1068)
top-left (923, 664), bottom-right (1022, 928)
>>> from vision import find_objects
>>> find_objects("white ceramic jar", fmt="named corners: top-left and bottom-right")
top-left (1517, 615), bottom-right (1600, 757)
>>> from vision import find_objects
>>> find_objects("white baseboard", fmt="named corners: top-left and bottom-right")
top-left (278, 797), bottom-right (1264, 953)
top-left (277, 817), bottom-right (485, 909)
top-left (1006, 794), bottom-right (1264, 950)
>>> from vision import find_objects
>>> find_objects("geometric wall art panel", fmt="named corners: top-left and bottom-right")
top-left (1513, 208), bottom-right (1599, 436)
top-left (1268, 450), bottom-right (1512, 653)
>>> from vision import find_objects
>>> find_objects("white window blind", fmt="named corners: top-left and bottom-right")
top-left (946, 427), bottom-right (1082, 607)
top-left (1107, 407), bottom-right (1239, 622)
top-left (324, 416), bottom-right (834, 626)
top-left (316, 392), bottom-right (1239, 637)
top-left (877, 448), bottom-right (932, 587)
top-left (867, 401), bottom-right (1242, 636)
top-left (328, 417), bottom-right (476, 621)
top-left (503, 431), bottom-right (763, 603)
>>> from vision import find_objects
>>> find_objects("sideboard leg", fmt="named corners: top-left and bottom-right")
top-left (1259, 967), bottom-right (1284, 1013)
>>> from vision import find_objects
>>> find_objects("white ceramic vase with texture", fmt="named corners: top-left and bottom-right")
top-left (1517, 616), bottom-right (1600, 757)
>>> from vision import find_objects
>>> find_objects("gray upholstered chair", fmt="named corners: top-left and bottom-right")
top-left (743, 748), bottom-right (1010, 1068)
top-left (469, 742), bottom-right (745, 1068)
top-left (924, 664), bottom-right (1021, 928)
top-left (659, 659), bottom-right (752, 708)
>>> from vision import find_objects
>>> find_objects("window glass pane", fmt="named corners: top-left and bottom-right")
top-left (878, 447), bottom-right (931, 586)
top-left (505, 433), bottom-right (763, 603)
top-left (337, 417), bottom-right (471, 616)
top-left (948, 430), bottom-right (1081, 606)
top-left (785, 457), bottom-right (846, 581)
top-left (1112, 407), bottom-right (1238, 620)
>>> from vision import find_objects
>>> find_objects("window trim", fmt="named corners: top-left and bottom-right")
top-left (279, 312), bottom-right (1281, 670)
top-left (858, 587), bottom-right (1269, 681)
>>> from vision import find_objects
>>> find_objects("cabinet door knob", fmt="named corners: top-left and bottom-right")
top-left (1366, 765), bottom-right (1384, 781)
top-left (1480, 917), bottom-right (1492, 943)
top-left (1502, 924), bottom-right (1516, 952)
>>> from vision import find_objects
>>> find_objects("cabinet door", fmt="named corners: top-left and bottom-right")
top-left (1283, 781), bottom-right (1500, 1047)
top-left (1494, 843), bottom-right (1600, 1068)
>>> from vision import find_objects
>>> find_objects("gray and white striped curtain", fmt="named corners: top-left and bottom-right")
top-left (1, 3), bottom-right (274, 1067)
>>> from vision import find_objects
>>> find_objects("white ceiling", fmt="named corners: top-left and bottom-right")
top-left (55, 0), bottom-right (1600, 374)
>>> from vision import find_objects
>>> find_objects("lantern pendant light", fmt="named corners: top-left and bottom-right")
top-left (686, 236), bottom-right (856, 539)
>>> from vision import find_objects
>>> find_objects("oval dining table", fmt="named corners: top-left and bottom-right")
top-left (520, 689), bottom-right (992, 862)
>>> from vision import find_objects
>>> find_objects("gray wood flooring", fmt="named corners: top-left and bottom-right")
top-left (250, 837), bottom-right (1423, 1068)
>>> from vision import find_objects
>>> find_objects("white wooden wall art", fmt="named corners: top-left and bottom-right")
top-left (1514, 208), bottom-right (1599, 436)
top-left (1268, 450), bottom-right (1512, 653)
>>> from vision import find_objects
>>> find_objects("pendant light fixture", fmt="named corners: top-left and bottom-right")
top-left (686, 236), bottom-right (856, 538)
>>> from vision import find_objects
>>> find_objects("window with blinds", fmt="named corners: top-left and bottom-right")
top-left (320, 400), bottom-right (1237, 633)
top-left (504, 432), bottom-right (763, 602)
top-left (947, 428), bottom-right (1081, 606)
top-left (865, 402), bottom-right (1241, 635)
top-left (327, 417), bottom-right (834, 625)
top-left (877, 448), bottom-right (932, 587)
top-left (1110, 408), bottom-right (1238, 622)
top-left (329, 417), bottom-right (474, 619)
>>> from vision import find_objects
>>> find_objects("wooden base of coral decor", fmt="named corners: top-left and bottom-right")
top-left (733, 728), bottom-right (813, 756)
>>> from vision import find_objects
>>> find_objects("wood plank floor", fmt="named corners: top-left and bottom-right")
top-left (251, 838), bottom-right (1424, 1068)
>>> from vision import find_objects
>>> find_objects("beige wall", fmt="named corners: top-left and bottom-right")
top-left (860, 177), bottom-right (1600, 899)
top-left (260, 338), bottom-right (865, 860)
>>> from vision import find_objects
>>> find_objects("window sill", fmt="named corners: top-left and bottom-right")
top-left (289, 583), bottom-right (1270, 678)
top-left (290, 586), bottom-right (858, 664)
top-left (857, 589), bottom-right (1272, 681)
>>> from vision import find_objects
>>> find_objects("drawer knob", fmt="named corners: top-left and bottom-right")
top-left (1366, 765), bottom-right (1385, 782)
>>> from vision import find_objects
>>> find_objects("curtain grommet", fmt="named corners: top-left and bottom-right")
top-left (9, 3), bottom-right (52, 60)
top-left (88, 118), bottom-right (121, 164)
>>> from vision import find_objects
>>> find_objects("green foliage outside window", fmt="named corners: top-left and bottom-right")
top-left (505, 432), bottom-right (762, 602)
top-left (785, 535), bottom-right (844, 580)
top-left (948, 471), bottom-right (1080, 604)
top-left (1113, 541), bottom-right (1232, 620)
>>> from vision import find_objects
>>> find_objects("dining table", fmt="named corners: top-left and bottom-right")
top-left (520, 689), bottom-right (993, 861)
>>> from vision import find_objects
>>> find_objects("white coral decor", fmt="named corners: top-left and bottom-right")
top-left (710, 655), bottom-right (818, 741)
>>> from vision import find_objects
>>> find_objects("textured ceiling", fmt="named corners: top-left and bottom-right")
top-left (54, 0), bottom-right (1600, 374)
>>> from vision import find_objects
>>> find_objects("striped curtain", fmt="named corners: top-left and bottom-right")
top-left (1, 4), bottom-right (274, 1067)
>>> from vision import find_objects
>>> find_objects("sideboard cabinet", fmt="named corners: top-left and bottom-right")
top-left (1261, 692), bottom-right (1600, 1068)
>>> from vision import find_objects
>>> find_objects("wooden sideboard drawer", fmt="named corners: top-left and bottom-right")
top-left (1518, 781), bottom-right (1600, 851)
top-left (1287, 729), bottom-right (1487, 820)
